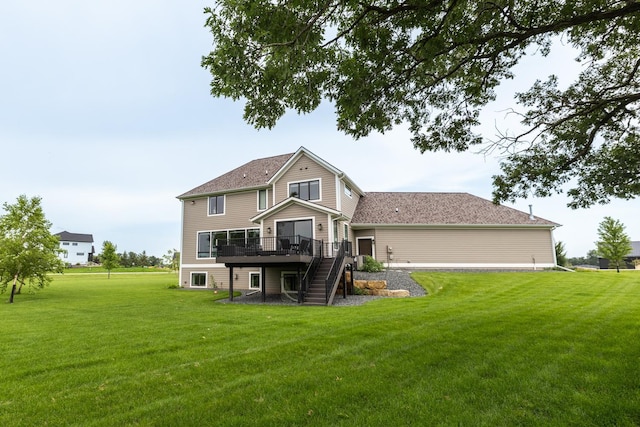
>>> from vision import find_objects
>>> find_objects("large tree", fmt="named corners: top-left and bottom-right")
top-left (596, 216), bottom-right (632, 272)
top-left (203, 0), bottom-right (640, 208)
top-left (0, 195), bottom-right (64, 303)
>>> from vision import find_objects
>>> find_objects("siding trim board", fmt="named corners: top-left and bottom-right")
top-left (182, 263), bottom-right (227, 269)
top-left (351, 224), bottom-right (557, 230)
top-left (252, 197), bottom-right (343, 223)
top-left (385, 262), bottom-right (556, 269)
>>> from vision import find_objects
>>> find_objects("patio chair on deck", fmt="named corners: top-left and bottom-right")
top-left (279, 238), bottom-right (291, 255)
top-left (298, 239), bottom-right (310, 255)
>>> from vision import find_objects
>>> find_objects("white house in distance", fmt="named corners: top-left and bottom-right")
top-left (55, 231), bottom-right (94, 265)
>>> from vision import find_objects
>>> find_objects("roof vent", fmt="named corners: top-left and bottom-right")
top-left (528, 204), bottom-right (535, 220)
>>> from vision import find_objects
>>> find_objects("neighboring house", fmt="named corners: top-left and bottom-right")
top-left (177, 147), bottom-right (560, 305)
top-left (55, 231), bottom-right (95, 265)
top-left (598, 241), bottom-right (640, 269)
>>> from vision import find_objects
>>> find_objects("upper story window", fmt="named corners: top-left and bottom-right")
top-left (289, 180), bottom-right (320, 201)
top-left (208, 195), bottom-right (225, 215)
top-left (258, 189), bottom-right (267, 211)
top-left (72, 242), bottom-right (78, 246)
top-left (344, 184), bottom-right (352, 198)
top-left (62, 242), bottom-right (70, 246)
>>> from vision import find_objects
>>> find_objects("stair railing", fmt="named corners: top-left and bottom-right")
top-left (324, 240), bottom-right (351, 303)
top-left (298, 239), bottom-right (323, 303)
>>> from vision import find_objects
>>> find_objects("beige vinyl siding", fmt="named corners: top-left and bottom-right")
top-left (340, 183), bottom-right (360, 218)
top-left (181, 266), bottom-right (261, 290)
top-left (181, 192), bottom-right (261, 265)
top-left (264, 205), bottom-right (329, 242)
top-left (370, 227), bottom-right (555, 265)
top-left (274, 154), bottom-right (337, 208)
top-left (181, 266), bottom-right (226, 288)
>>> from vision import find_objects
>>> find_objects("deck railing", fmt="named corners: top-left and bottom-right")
top-left (216, 235), bottom-right (319, 257)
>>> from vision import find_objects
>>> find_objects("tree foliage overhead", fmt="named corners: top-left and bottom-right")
top-left (596, 216), bottom-right (632, 272)
top-left (203, 0), bottom-right (640, 208)
top-left (0, 195), bottom-right (64, 302)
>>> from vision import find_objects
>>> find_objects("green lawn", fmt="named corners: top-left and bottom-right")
top-left (1, 271), bottom-right (639, 426)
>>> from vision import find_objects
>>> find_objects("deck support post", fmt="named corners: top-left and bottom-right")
top-left (229, 267), bottom-right (234, 301)
top-left (261, 266), bottom-right (266, 302)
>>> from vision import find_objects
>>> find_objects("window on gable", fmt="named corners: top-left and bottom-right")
top-left (258, 189), bottom-right (267, 210)
top-left (289, 180), bottom-right (319, 201)
top-left (208, 195), bottom-right (225, 215)
top-left (344, 184), bottom-right (352, 198)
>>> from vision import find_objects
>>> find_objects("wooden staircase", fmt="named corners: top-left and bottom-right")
top-left (302, 258), bottom-right (334, 306)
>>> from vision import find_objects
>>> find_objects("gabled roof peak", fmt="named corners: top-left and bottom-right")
top-left (177, 147), bottom-right (363, 199)
top-left (177, 152), bottom-right (294, 198)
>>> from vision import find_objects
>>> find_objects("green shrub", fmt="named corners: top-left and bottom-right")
top-left (361, 255), bottom-right (384, 272)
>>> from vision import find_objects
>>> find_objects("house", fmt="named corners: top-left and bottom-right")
top-left (54, 231), bottom-right (95, 265)
top-left (598, 241), bottom-right (640, 269)
top-left (177, 147), bottom-right (560, 305)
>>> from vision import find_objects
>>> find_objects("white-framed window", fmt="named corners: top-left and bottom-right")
top-left (191, 272), bottom-right (207, 287)
top-left (281, 271), bottom-right (299, 297)
top-left (77, 252), bottom-right (84, 256)
top-left (344, 183), bottom-right (352, 198)
top-left (344, 223), bottom-right (349, 241)
top-left (249, 272), bottom-right (261, 290)
top-left (258, 189), bottom-right (267, 211)
top-left (72, 242), bottom-right (78, 246)
top-left (208, 195), bottom-right (225, 215)
top-left (288, 179), bottom-right (320, 201)
top-left (62, 242), bottom-right (70, 246)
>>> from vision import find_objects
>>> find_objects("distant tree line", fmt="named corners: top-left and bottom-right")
top-left (94, 250), bottom-right (160, 268)
top-left (93, 247), bottom-right (179, 271)
top-left (566, 250), bottom-right (599, 267)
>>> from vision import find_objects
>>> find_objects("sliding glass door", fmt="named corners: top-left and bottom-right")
top-left (276, 219), bottom-right (312, 241)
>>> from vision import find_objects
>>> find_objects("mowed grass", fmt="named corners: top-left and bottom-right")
top-left (1, 271), bottom-right (639, 426)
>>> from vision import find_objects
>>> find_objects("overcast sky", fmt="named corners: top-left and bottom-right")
top-left (1, 1), bottom-right (637, 258)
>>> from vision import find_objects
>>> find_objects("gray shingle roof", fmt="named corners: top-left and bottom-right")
top-left (177, 153), bottom-right (294, 198)
top-left (55, 231), bottom-right (94, 243)
top-left (351, 192), bottom-right (559, 226)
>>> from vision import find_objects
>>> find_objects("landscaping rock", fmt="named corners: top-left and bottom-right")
top-left (354, 279), bottom-right (387, 290)
top-left (370, 289), bottom-right (411, 297)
